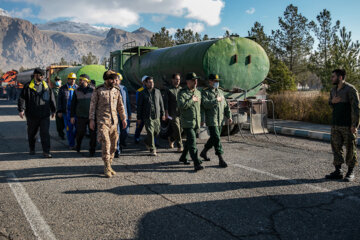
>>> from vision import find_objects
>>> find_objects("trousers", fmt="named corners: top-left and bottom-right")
top-left (27, 117), bottom-right (50, 153)
top-left (204, 126), bottom-right (223, 155)
top-left (179, 128), bottom-right (202, 166)
top-left (331, 126), bottom-right (358, 168)
top-left (98, 123), bottom-right (118, 163)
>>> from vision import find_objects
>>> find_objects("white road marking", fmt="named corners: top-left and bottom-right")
top-left (7, 172), bottom-right (57, 240)
top-left (232, 163), bottom-right (358, 200)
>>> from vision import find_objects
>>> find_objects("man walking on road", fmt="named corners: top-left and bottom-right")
top-left (58, 73), bottom-right (78, 149)
top-left (164, 73), bottom-right (183, 152)
top-left (52, 76), bottom-right (65, 140)
top-left (137, 76), bottom-right (165, 156)
top-left (134, 76), bottom-right (147, 144)
top-left (178, 72), bottom-right (204, 171)
top-left (70, 74), bottom-right (96, 156)
top-left (200, 74), bottom-right (232, 168)
top-left (115, 73), bottom-right (131, 158)
top-left (326, 69), bottom-right (360, 182)
top-left (89, 70), bottom-right (127, 178)
top-left (18, 68), bottom-right (56, 158)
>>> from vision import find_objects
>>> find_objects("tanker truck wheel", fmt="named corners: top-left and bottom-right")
top-left (220, 124), bottom-right (239, 136)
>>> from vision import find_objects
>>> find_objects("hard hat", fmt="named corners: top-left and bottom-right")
top-left (67, 72), bottom-right (77, 79)
top-left (141, 75), bottom-right (148, 82)
top-left (117, 73), bottom-right (123, 81)
top-left (79, 74), bottom-right (90, 82)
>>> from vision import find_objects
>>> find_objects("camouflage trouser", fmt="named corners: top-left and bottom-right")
top-left (331, 126), bottom-right (358, 168)
top-left (98, 123), bottom-right (118, 163)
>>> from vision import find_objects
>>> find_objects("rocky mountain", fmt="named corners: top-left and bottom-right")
top-left (0, 16), bottom-right (153, 71)
top-left (36, 21), bottom-right (110, 37)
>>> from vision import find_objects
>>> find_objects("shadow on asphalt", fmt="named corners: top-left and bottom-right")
top-left (0, 161), bottom-right (195, 183)
top-left (132, 185), bottom-right (360, 240)
top-left (60, 178), bottom-right (360, 239)
top-left (63, 178), bottom-right (331, 196)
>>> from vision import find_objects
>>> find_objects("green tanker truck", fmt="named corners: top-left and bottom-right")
top-left (110, 36), bottom-right (270, 100)
top-left (45, 37), bottom-right (270, 136)
top-left (48, 64), bottom-right (107, 86)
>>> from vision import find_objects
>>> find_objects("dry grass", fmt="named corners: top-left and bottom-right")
top-left (268, 91), bottom-right (332, 124)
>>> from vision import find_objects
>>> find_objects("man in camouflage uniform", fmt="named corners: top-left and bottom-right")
top-left (164, 73), bottom-right (183, 152)
top-left (178, 72), bottom-right (204, 171)
top-left (89, 70), bottom-right (127, 178)
top-left (200, 74), bottom-right (232, 168)
top-left (326, 69), bottom-right (360, 182)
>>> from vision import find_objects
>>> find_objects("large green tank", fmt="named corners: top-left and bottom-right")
top-left (121, 37), bottom-right (269, 99)
top-left (51, 65), bottom-right (106, 86)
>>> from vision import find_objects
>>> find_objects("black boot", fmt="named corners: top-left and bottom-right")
top-left (194, 164), bottom-right (204, 171)
top-left (325, 165), bottom-right (343, 179)
top-left (200, 148), bottom-right (210, 161)
top-left (218, 155), bottom-right (228, 168)
top-left (344, 167), bottom-right (355, 182)
top-left (179, 157), bottom-right (190, 165)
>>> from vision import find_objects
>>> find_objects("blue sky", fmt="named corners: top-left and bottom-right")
top-left (1, 0), bottom-right (359, 43)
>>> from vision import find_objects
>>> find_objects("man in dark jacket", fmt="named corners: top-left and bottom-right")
top-left (137, 76), bottom-right (165, 156)
top-left (52, 76), bottom-right (65, 140)
top-left (18, 68), bottom-right (56, 158)
top-left (58, 72), bottom-right (78, 149)
top-left (70, 74), bottom-right (96, 156)
top-left (164, 73), bottom-right (183, 152)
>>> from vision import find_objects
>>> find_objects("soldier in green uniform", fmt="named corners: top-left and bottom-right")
top-left (164, 73), bottom-right (183, 152)
top-left (326, 69), bottom-right (360, 182)
top-left (200, 74), bottom-right (232, 168)
top-left (52, 76), bottom-right (65, 140)
top-left (178, 72), bottom-right (204, 171)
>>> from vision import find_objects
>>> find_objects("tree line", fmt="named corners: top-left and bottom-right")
top-left (150, 4), bottom-right (360, 93)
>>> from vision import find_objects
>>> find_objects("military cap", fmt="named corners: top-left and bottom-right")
top-left (185, 72), bottom-right (200, 81)
top-left (208, 74), bottom-right (221, 81)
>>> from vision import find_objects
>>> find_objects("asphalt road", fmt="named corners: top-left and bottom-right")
top-left (0, 99), bottom-right (360, 240)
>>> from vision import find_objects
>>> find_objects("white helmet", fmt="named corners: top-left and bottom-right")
top-left (141, 75), bottom-right (148, 82)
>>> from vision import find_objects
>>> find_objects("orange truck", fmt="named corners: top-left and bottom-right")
top-left (0, 70), bottom-right (18, 98)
